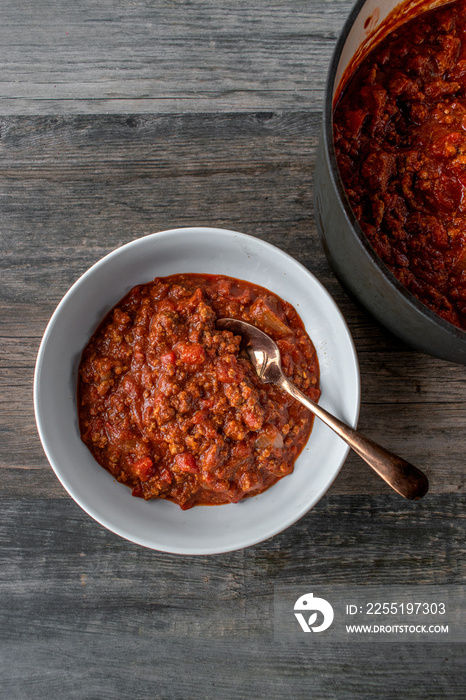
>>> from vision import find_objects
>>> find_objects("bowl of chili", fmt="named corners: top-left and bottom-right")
top-left (34, 227), bottom-right (359, 554)
top-left (314, 0), bottom-right (466, 364)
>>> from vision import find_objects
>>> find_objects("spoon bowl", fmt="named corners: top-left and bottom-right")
top-left (217, 318), bottom-right (429, 500)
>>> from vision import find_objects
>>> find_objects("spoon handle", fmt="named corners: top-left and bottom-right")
top-left (278, 374), bottom-right (428, 500)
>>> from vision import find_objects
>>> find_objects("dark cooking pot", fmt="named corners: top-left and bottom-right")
top-left (314, 0), bottom-right (466, 365)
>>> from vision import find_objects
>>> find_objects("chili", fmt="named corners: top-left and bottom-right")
top-left (334, 0), bottom-right (466, 330)
top-left (78, 274), bottom-right (320, 509)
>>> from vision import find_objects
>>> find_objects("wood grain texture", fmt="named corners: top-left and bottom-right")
top-left (1, 114), bottom-right (465, 496)
top-left (0, 0), bottom-right (352, 115)
top-left (1, 495), bottom-right (466, 699)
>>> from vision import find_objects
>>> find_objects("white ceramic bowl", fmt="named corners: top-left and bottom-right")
top-left (34, 227), bottom-right (360, 554)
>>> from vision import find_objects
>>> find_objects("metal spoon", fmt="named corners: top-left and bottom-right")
top-left (217, 318), bottom-right (429, 500)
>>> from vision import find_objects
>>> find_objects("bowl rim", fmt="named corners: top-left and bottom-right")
top-left (34, 227), bottom-right (361, 554)
top-left (323, 0), bottom-right (466, 344)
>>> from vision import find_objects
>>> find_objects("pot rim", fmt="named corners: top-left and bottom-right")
top-left (322, 0), bottom-right (466, 343)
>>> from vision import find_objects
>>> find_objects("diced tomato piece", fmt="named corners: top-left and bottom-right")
top-left (174, 452), bottom-right (199, 474)
top-left (133, 456), bottom-right (155, 482)
top-left (177, 342), bottom-right (206, 366)
top-left (161, 351), bottom-right (176, 365)
top-left (215, 357), bottom-right (244, 383)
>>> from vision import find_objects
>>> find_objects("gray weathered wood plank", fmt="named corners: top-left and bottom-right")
top-left (0, 0), bottom-right (352, 114)
top-left (1, 495), bottom-right (465, 699)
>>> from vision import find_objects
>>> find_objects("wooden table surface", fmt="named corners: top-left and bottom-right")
top-left (1, 1), bottom-right (465, 698)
